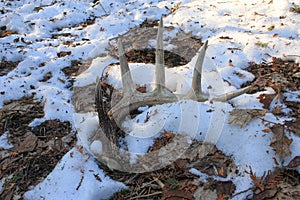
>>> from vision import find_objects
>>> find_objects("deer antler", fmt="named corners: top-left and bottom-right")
top-left (105, 17), bottom-right (251, 125)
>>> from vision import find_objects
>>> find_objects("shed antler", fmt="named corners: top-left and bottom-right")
top-left (106, 18), bottom-right (251, 124)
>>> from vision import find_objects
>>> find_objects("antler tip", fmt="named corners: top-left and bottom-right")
top-left (159, 16), bottom-right (163, 27)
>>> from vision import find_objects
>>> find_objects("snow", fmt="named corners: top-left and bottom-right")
top-left (0, 0), bottom-right (299, 199)
top-left (0, 132), bottom-right (13, 150)
top-left (23, 148), bottom-right (126, 200)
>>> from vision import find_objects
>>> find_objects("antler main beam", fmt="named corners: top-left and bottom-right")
top-left (107, 18), bottom-right (251, 124)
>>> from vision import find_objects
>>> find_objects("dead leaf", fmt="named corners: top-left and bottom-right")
top-left (268, 25), bottom-right (275, 31)
top-left (174, 159), bottom-right (188, 170)
top-left (215, 181), bottom-right (236, 197)
top-left (93, 173), bottom-right (102, 182)
top-left (228, 109), bottom-right (266, 128)
top-left (57, 51), bottom-right (71, 57)
top-left (270, 124), bottom-right (293, 160)
top-left (249, 167), bottom-right (265, 191)
top-left (252, 189), bottom-right (277, 200)
top-left (286, 156), bottom-right (300, 168)
top-left (262, 128), bottom-right (272, 133)
top-left (257, 93), bottom-right (276, 109)
top-left (161, 190), bottom-right (193, 200)
top-left (162, 129), bottom-right (175, 139)
top-left (170, 3), bottom-right (181, 13)
top-left (285, 119), bottom-right (300, 136)
top-left (0, 29), bottom-right (12, 38)
top-left (76, 145), bottom-right (84, 153)
top-left (12, 132), bottom-right (38, 153)
top-left (216, 194), bottom-right (226, 200)
top-left (218, 167), bottom-right (226, 178)
top-left (219, 36), bottom-right (233, 39)
top-left (136, 85), bottom-right (146, 93)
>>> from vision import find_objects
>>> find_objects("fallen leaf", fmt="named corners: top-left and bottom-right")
top-left (218, 167), bottom-right (226, 178)
top-left (262, 128), bottom-right (272, 133)
top-left (228, 109), bottom-right (266, 128)
top-left (249, 167), bottom-right (265, 191)
top-left (219, 36), bottom-right (233, 39)
top-left (270, 124), bottom-right (293, 160)
top-left (268, 25), bottom-right (275, 31)
top-left (93, 173), bottom-right (102, 182)
top-left (162, 130), bottom-right (175, 139)
top-left (285, 119), bottom-right (300, 136)
top-left (12, 132), bottom-right (38, 153)
top-left (174, 159), bottom-right (188, 170)
top-left (228, 59), bottom-right (234, 66)
top-left (136, 85), bottom-right (146, 93)
top-left (216, 180), bottom-right (236, 197)
top-left (57, 51), bottom-right (71, 57)
top-left (286, 156), bottom-right (300, 168)
top-left (257, 93), bottom-right (276, 109)
top-left (161, 190), bottom-right (193, 200)
top-left (0, 29), bottom-right (12, 38)
top-left (76, 145), bottom-right (84, 153)
top-left (252, 189), bottom-right (277, 200)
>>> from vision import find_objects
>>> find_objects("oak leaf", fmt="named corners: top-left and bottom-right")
top-left (228, 109), bottom-right (266, 128)
top-left (270, 124), bottom-right (292, 160)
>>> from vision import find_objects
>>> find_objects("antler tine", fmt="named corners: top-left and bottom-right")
top-left (153, 17), bottom-right (165, 93)
top-left (105, 19), bottom-right (252, 126)
top-left (186, 40), bottom-right (208, 99)
top-left (212, 85), bottom-right (251, 101)
top-left (117, 38), bottom-right (135, 94)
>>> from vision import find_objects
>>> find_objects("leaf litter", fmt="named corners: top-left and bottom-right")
top-left (0, 96), bottom-right (76, 199)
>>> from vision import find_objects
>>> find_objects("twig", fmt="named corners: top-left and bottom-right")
top-left (153, 177), bottom-right (165, 189)
top-left (76, 174), bottom-right (84, 190)
top-left (129, 191), bottom-right (162, 200)
top-left (231, 187), bottom-right (255, 197)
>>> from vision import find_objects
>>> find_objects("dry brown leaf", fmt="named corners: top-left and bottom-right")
top-left (262, 128), bottom-right (272, 133)
top-left (12, 131), bottom-right (38, 153)
top-left (57, 51), bottom-right (71, 57)
top-left (285, 119), bottom-right (300, 136)
top-left (76, 145), bottom-right (84, 153)
top-left (249, 167), bottom-right (265, 191)
top-left (161, 189), bottom-right (193, 200)
top-left (215, 180), bottom-right (236, 197)
top-left (257, 93), bottom-right (276, 109)
top-left (162, 129), bottom-right (175, 139)
top-left (0, 29), bottom-right (12, 38)
top-left (216, 194), bottom-right (226, 200)
top-left (275, 183), bottom-right (300, 200)
top-left (218, 167), bottom-right (226, 178)
top-left (270, 124), bottom-right (293, 160)
top-left (170, 3), bottom-right (181, 13)
top-left (228, 109), bottom-right (266, 128)
top-left (286, 156), bottom-right (300, 168)
top-left (136, 85), bottom-right (146, 93)
top-left (252, 189), bottom-right (277, 200)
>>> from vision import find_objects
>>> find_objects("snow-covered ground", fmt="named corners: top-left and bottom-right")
top-left (0, 0), bottom-right (299, 199)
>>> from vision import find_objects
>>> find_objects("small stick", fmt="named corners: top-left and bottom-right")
top-left (129, 191), bottom-right (162, 200)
